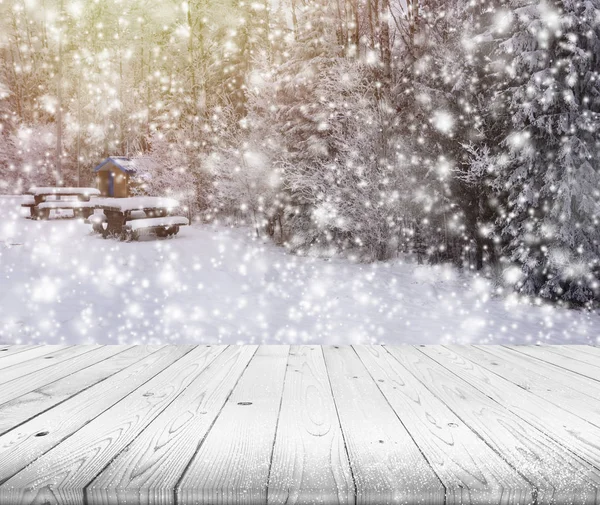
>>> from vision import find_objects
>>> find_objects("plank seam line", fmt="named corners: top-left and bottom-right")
top-left (542, 346), bottom-right (600, 368)
top-left (0, 345), bottom-right (77, 383)
top-left (500, 345), bottom-right (600, 383)
top-left (82, 345), bottom-right (223, 501)
top-left (356, 345), bottom-right (447, 505)
top-left (265, 346), bottom-right (292, 505)
top-left (442, 345), bottom-right (600, 477)
top-left (470, 345), bottom-right (600, 423)
top-left (323, 346), bottom-right (358, 505)
top-left (388, 346), bottom-right (540, 505)
top-left (0, 345), bottom-right (198, 487)
top-left (0, 345), bottom-right (166, 437)
top-left (468, 346), bottom-right (600, 432)
top-left (0, 345), bottom-right (142, 433)
top-left (0, 345), bottom-right (101, 388)
top-left (172, 345), bottom-right (260, 505)
top-left (0, 346), bottom-right (35, 359)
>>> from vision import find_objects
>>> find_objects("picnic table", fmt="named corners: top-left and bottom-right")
top-left (22, 187), bottom-right (100, 219)
top-left (91, 197), bottom-right (188, 240)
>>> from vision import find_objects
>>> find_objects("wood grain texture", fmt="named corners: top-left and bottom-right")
top-left (556, 345), bottom-right (600, 363)
top-left (0, 345), bottom-right (100, 386)
top-left (562, 345), bottom-right (600, 357)
top-left (0, 345), bottom-right (69, 370)
top-left (355, 345), bottom-right (528, 505)
top-left (87, 345), bottom-right (257, 505)
top-left (177, 345), bottom-right (290, 505)
top-left (0, 345), bottom-right (599, 505)
top-left (0, 345), bottom-right (130, 407)
top-left (322, 345), bottom-right (445, 505)
top-left (0, 345), bottom-right (38, 358)
top-left (267, 346), bottom-right (354, 505)
top-left (415, 345), bottom-right (600, 504)
top-left (506, 345), bottom-right (600, 382)
top-left (0, 346), bottom-right (187, 486)
top-left (0, 345), bottom-right (223, 505)
top-left (458, 345), bottom-right (600, 426)
top-left (0, 345), bottom-right (160, 434)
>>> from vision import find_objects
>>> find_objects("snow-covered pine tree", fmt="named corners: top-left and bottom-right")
top-left (270, 0), bottom-right (345, 253)
top-left (495, 0), bottom-right (600, 304)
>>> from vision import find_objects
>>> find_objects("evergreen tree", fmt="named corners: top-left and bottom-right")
top-left (494, 0), bottom-right (600, 303)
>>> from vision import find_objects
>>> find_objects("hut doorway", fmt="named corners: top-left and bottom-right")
top-left (108, 171), bottom-right (115, 197)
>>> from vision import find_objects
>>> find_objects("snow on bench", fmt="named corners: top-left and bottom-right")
top-left (88, 213), bottom-right (107, 224)
top-left (27, 187), bottom-right (100, 197)
top-left (35, 200), bottom-right (96, 219)
top-left (125, 216), bottom-right (189, 231)
top-left (93, 197), bottom-right (179, 212)
top-left (87, 210), bottom-right (155, 234)
top-left (123, 216), bottom-right (189, 239)
top-left (38, 201), bottom-right (96, 209)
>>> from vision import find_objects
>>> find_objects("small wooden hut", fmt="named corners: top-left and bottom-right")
top-left (94, 157), bottom-right (138, 197)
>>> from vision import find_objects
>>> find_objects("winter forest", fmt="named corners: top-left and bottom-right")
top-left (1, 0), bottom-right (600, 312)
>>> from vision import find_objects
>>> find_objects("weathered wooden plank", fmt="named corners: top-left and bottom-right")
top-left (0, 345), bottom-right (38, 357)
top-left (322, 346), bottom-right (444, 505)
top-left (0, 346), bottom-right (190, 486)
top-left (267, 346), bottom-right (354, 505)
top-left (355, 345), bottom-right (529, 505)
top-left (560, 344), bottom-right (600, 366)
top-left (506, 345), bottom-right (600, 382)
top-left (562, 345), bottom-right (600, 357)
top-left (0, 346), bottom-right (223, 505)
top-left (413, 345), bottom-right (600, 503)
top-left (0, 345), bottom-right (101, 386)
top-left (87, 345), bottom-right (257, 505)
top-left (0, 345), bottom-right (129, 407)
top-left (0, 345), bottom-right (160, 434)
top-left (0, 345), bottom-right (70, 370)
top-left (458, 345), bottom-right (600, 425)
top-left (177, 345), bottom-right (290, 505)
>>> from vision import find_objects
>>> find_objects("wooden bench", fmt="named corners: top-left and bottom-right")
top-left (23, 187), bottom-right (100, 220)
top-left (92, 197), bottom-right (182, 239)
top-left (87, 210), bottom-right (148, 235)
top-left (37, 201), bottom-right (96, 220)
top-left (123, 216), bottom-right (189, 240)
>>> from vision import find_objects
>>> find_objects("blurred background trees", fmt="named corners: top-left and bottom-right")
top-left (1, 0), bottom-right (599, 305)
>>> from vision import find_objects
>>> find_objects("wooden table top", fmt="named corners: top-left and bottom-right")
top-left (0, 344), bottom-right (598, 505)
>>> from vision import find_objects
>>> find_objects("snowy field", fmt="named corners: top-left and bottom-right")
top-left (0, 195), bottom-right (599, 345)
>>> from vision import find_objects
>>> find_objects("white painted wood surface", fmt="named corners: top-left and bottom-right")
top-left (87, 345), bottom-right (257, 505)
top-left (0, 345), bottom-right (69, 370)
top-left (322, 345), bottom-right (445, 505)
top-left (355, 345), bottom-right (529, 505)
top-left (0, 345), bottom-right (158, 434)
top-left (0, 345), bottom-right (101, 387)
top-left (458, 345), bottom-right (600, 425)
top-left (506, 345), bottom-right (600, 382)
top-left (403, 346), bottom-right (600, 504)
top-left (267, 346), bottom-right (354, 505)
top-left (0, 345), bottom-right (599, 505)
top-left (176, 346), bottom-right (290, 505)
top-left (0, 345), bottom-right (131, 407)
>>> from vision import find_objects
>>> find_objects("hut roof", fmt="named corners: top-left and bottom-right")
top-left (94, 156), bottom-right (152, 174)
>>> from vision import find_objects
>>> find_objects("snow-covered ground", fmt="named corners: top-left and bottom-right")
top-left (0, 195), bottom-right (598, 345)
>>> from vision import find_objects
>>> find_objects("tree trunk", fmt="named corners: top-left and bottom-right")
top-left (56, 0), bottom-right (64, 185)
